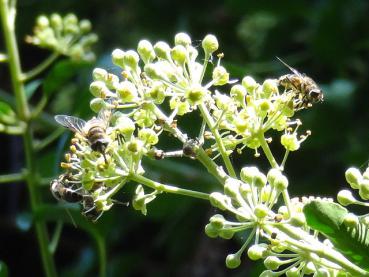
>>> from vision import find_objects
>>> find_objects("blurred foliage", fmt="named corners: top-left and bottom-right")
top-left (1, 0), bottom-right (369, 276)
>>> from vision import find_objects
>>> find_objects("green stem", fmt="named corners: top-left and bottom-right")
top-left (0, 171), bottom-right (25, 183)
top-left (0, 1), bottom-right (57, 276)
top-left (199, 53), bottom-right (210, 84)
top-left (130, 174), bottom-right (210, 200)
top-left (49, 221), bottom-right (63, 254)
top-left (199, 103), bottom-right (236, 178)
top-left (94, 234), bottom-right (107, 277)
top-left (0, 123), bottom-right (25, 134)
top-left (257, 132), bottom-right (279, 169)
top-left (34, 128), bottom-right (64, 151)
top-left (196, 148), bottom-right (226, 184)
top-left (21, 52), bottom-right (59, 82)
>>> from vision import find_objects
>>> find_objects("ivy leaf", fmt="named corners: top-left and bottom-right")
top-left (0, 101), bottom-right (17, 125)
top-left (303, 200), bottom-right (369, 271)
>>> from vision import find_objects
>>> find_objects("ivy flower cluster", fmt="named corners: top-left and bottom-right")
top-left (51, 32), bottom-right (369, 276)
top-left (26, 13), bottom-right (97, 62)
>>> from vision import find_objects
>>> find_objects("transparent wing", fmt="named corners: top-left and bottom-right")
top-left (276, 57), bottom-right (302, 77)
top-left (97, 109), bottom-right (112, 128)
top-left (55, 115), bottom-right (86, 134)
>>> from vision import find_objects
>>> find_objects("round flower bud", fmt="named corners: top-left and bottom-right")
top-left (127, 140), bottom-right (141, 153)
top-left (219, 229), bottom-right (234, 239)
top-left (242, 76), bottom-right (258, 93)
top-left (304, 262), bottom-right (316, 275)
top-left (111, 49), bottom-right (125, 68)
top-left (259, 270), bottom-right (274, 277)
top-left (115, 115), bottom-right (135, 136)
top-left (64, 13), bottom-right (78, 26)
top-left (264, 256), bottom-right (281, 270)
top-left (175, 32), bottom-right (191, 47)
top-left (359, 179), bottom-right (369, 200)
top-left (209, 214), bottom-right (225, 230)
top-left (290, 213), bottom-right (306, 227)
top-left (184, 86), bottom-right (207, 106)
top-left (138, 128), bottom-right (159, 145)
top-left (261, 185), bottom-right (272, 202)
top-left (89, 81), bottom-right (108, 98)
top-left (123, 50), bottom-right (140, 69)
top-left (79, 33), bottom-right (98, 47)
top-left (258, 99), bottom-right (271, 113)
top-left (148, 82), bottom-right (166, 104)
top-left (225, 254), bottom-right (241, 269)
top-left (273, 174), bottom-right (289, 191)
top-left (281, 133), bottom-right (300, 151)
top-left (286, 267), bottom-right (300, 277)
top-left (154, 41), bottom-right (170, 60)
top-left (116, 81), bottom-right (138, 102)
top-left (240, 166), bottom-right (259, 184)
top-left (254, 172), bottom-right (267, 188)
top-left (205, 223), bottom-right (218, 238)
top-left (234, 117), bottom-right (248, 133)
top-left (202, 34), bottom-right (218, 54)
top-left (209, 192), bottom-right (230, 211)
top-left (345, 167), bottom-right (362, 189)
top-left (224, 178), bottom-right (241, 198)
top-left (50, 14), bottom-right (62, 30)
top-left (171, 45), bottom-right (187, 64)
top-left (239, 182), bottom-right (251, 198)
top-left (137, 40), bottom-right (156, 64)
top-left (343, 213), bottom-right (359, 228)
top-left (267, 168), bottom-right (282, 186)
top-left (79, 19), bottom-right (92, 33)
top-left (212, 66), bottom-right (229, 86)
top-left (230, 84), bottom-right (246, 104)
top-left (92, 68), bottom-right (108, 81)
top-left (262, 79), bottom-right (278, 98)
top-left (247, 244), bottom-right (267, 261)
top-left (144, 64), bottom-right (161, 80)
top-left (337, 190), bottom-right (356, 206)
top-left (37, 15), bottom-right (49, 29)
top-left (254, 204), bottom-right (269, 219)
top-left (90, 98), bottom-right (106, 113)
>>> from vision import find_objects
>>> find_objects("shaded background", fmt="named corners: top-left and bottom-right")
top-left (1, 0), bottom-right (369, 276)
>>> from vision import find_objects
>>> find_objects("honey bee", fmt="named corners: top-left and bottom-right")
top-left (55, 110), bottom-right (111, 160)
top-left (50, 174), bottom-right (84, 203)
top-left (277, 57), bottom-right (323, 110)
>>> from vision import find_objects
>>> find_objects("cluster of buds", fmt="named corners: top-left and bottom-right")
top-left (26, 13), bottom-right (97, 61)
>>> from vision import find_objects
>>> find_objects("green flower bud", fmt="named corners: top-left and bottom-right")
top-left (64, 13), bottom-right (78, 26)
top-left (127, 140), bottom-right (141, 153)
top-left (175, 32), bottom-right (192, 47)
top-left (359, 179), bottom-right (369, 200)
top-left (230, 84), bottom-right (246, 104)
top-left (337, 190), bottom-right (356, 206)
top-left (239, 182), bottom-right (251, 199)
top-left (209, 214), bottom-right (225, 230)
top-left (154, 41), bottom-right (170, 60)
top-left (264, 256), bottom-right (281, 270)
top-left (290, 213), bottom-right (306, 227)
top-left (138, 128), bottom-right (159, 145)
top-left (144, 64), bottom-right (161, 79)
top-left (37, 15), bottom-right (49, 28)
top-left (116, 81), bottom-right (138, 102)
top-left (123, 50), bottom-right (140, 69)
top-left (273, 174), bottom-right (289, 191)
top-left (345, 167), bottom-right (362, 189)
top-left (267, 168), bottom-right (282, 186)
top-left (286, 267), bottom-right (300, 277)
top-left (247, 244), bottom-right (268, 261)
top-left (315, 268), bottom-right (330, 277)
top-left (115, 115), bottom-right (135, 137)
top-left (185, 85), bottom-right (207, 106)
top-left (258, 99), bottom-right (271, 113)
top-left (90, 81), bottom-right (109, 98)
top-left (254, 172), bottom-right (267, 188)
top-left (225, 254), bottom-right (241, 269)
top-left (205, 223), bottom-right (219, 238)
top-left (219, 228), bottom-right (234, 239)
top-left (90, 98), bottom-right (106, 113)
top-left (202, 34), bottom-right (218, 54)
top-left (212, 66), bottom-right (229, 86)
top-left (79, 19), bottom-right (92, 33)
top-left (261, 185), bottom-right (272, 202)
top-left (304, 262), bottom-right (316, 275)
top-left (262, 79), bottom-right (278, 98)
top-left (242, 76), bottom-right (258, 93)
top-left (171, 45), bottom-right (187, 64)
top-left (111, 49), bottom-right (125, 68)
top-left (259, 270), bottom-right (274, 277)
top-left (209, 192), bottom-right (230, 210)
top-left (147, 82), bottom-right (166, 104)
top-left (133, 108), bottom-right (157, 127)
top-left (79, 33), bottom-right (98, 47)
top-left (224, 178), bottom-right (241, 198)
top-left (137, 40), bottom-right (156, 64)
top-left (240, 166), bottom-right (259, 184)
top-left (254, 204), bottom-right (269, 219)
top-left (281, 133), bottom-right (300, 151)
top-left (92, 68), bottom-right (108, 81)
top-left (234, 117), bottom-right (248, 134)
top-left (50, 14), bottom-right (62, 30)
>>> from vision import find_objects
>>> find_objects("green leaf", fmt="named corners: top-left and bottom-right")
top-left (303, 200), bottom-right (369, 271)
top-left (25, 79), bottom-right (42, 100)
top-left (0, 101), bottom-right (17, 125)
top-left (0, 261), bottom-right (8, 277)
top-left (43, 60), bottom-right (89, 97)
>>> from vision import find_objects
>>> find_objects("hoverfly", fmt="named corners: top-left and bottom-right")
top-left (81, 195), bottom-right (103, 222)
top-left (277, 57), bottom-right (323, 110)
top-left (55, 110), bottom-right (111, 161)
top-left (50, 174), bottom-right (84, 203)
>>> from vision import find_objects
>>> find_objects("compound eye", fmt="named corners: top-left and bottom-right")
top-left (309, 89), bottom-right (323, 101)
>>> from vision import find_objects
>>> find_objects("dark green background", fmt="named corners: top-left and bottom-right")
top-left (1, 0), bottom-right (369, 276)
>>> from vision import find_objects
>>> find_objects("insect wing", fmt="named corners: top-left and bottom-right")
top-left (97, 109), bottom-right (112, 129)
top-left (276, 57), bottom-right (302, 77)
top-left (55, 115), bottom-right (86, 134)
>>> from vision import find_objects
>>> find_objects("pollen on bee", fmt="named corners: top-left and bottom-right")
top-left (70, 145), bottom-right (77, 153)
top-left (64, 153), bottom-right (71, 162)
top-left (60, 162), bottom-right (72, 169)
